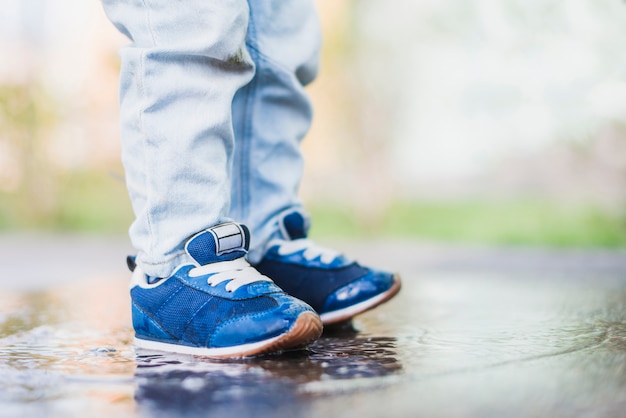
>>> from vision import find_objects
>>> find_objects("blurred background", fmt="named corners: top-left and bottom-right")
top-left (1, 0), bottom-right (626, 247)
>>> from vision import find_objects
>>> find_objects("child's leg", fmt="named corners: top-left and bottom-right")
top-left (103, 0), bottom-right (254, 278)
top-left (229, 0), bottom-right (322, 261)
top-left (228, 1), bottom-right (401, 323)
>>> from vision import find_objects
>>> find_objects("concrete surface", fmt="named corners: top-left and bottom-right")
top-left (0, 234), bottom-right (625, 417)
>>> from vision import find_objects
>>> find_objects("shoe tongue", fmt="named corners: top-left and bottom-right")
top-left (279, 210), bottom-right (310, 240)
top-left (186, 223), bottom-right (250, 265)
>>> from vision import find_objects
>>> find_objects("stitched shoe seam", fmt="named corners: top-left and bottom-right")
top-left (179, 297), bottom-right (213, 345)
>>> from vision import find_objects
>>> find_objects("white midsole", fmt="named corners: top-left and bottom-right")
top-left (133, 333), bottom-right (284, 358)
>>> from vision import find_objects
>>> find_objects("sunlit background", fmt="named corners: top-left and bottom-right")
top-left (1, 0), bottom-right (626, 247)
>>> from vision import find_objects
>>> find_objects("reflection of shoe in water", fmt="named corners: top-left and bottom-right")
top-left (255, 210), bottom-right (402, 325)
top-left (133, 335), bottom-right (401, 416)
top-left (128, 222), bottom-right (322, 358)
top-left (133, 349), bottom-right (324, 416)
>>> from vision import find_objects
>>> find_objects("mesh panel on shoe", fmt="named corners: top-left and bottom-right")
top-left (181, 295), bottom-right (279, 345)
top-left (131, 279), bottom-right (182, 312)
top-left (132, 276), bottom-right (279, 343)
top-left (154, 285), bottom-right (214, 336)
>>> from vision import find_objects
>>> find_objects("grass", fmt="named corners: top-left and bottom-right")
top-left (2, 169), bottom-right (625, 248)
top-left (308, 200), bottom-right (626, 248)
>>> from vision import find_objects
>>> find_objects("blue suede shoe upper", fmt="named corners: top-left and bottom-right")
top-left (320, 270), bottom-right (396, 313)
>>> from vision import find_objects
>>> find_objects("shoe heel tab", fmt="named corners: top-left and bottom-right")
top-left (126, 255), bottom-right (137, 272)
top-left (279, 209), bottom-right (310, 240)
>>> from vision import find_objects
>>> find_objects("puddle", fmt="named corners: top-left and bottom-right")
top-left (133, 330), bottom-right (402, 418)
top-left (1, 270), bottom-right (625, 417)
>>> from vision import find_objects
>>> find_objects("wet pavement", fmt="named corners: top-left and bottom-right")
top-left (1, 234), bottom-right (625, 417)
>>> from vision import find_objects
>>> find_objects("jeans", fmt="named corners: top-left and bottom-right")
top-left (101, 0), bottom-right (321, 277)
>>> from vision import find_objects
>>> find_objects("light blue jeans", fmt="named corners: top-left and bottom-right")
top-left (101, 0), bottom-right (321, 277)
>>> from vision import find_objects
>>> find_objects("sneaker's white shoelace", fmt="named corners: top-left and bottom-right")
top-left (273, 239), bottom-right (341, 264)
top-left (189, 258), bottom-right (272, 292)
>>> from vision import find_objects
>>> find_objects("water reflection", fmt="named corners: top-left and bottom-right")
top-left (134, 326), bottom-right (402, 417)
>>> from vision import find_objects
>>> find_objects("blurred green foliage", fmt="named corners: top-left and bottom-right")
top-left (2, 167), bottom-right (625, 247)
top-left (0, 169), bottom-right (133, 233)
top-left (308, 200), bottom-right (626, 248)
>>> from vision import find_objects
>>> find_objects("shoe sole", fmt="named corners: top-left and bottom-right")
top-left (319, 273), bottom-right (402, 325)
top-left (133, 311), bottom-right (323, 359)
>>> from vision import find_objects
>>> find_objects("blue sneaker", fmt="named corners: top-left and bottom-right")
top-left (254, 211), bottom-right (401, 325)
top-left (128, 222), bottom-right (323, 358)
